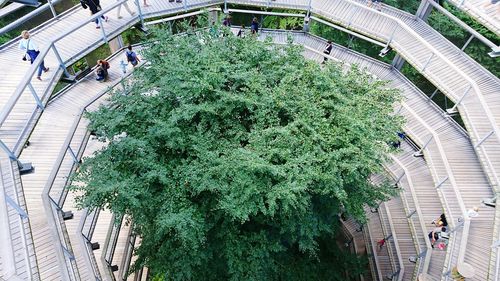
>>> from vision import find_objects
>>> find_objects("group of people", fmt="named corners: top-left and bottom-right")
top-left (19, 26), bottom-right (140, 82)
top-left (221, 16), bottom-right (260, 37)
top-left (96, 44), bottom-right (140, 82)
top-left (378, 209), bottom-right (480, 252)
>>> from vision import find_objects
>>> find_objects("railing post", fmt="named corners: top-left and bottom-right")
top-left (4, 195), bottom-right (29, 219)
top-left (134, 0), bottom-right (145, 27)
top-left (461, 34), bottom-right (474, 51)
top-left (446, 84), bottom-right (471, 115)
top-left (27, 83), bottom-right (45, 110)
top-left (394, 171), bottom-right (405, 186)
top-left (421, 52), bottom-right (434, 72)
top-left (51, 44), bottom-right (72, 78)
top-left (68, 146), bottom-right (80, 165)
top-left (307, 0), bottom-right (312, 17)
top-left (474, 131), bottom-right (495, 148)
top-left (406, 209), bottom-right (417, 218)
top-left (435, 176), bottom-right (449, 189)
top-left (98, 19), bottom-right (109, 43)
top-left (47, 0), bottom-right (58, 18)
top-left (387, 25), bottom-right (398, 45)
top-left (62, 244), bottom-right (76, 261)
top-left (428, 88), bottom-right (439, 101)
top-left (413, 135), bottom-right (433, 157)
top-left (0, 139), bottom-right (18, 161)
top-left (224, 0), bottom-right (227, 13)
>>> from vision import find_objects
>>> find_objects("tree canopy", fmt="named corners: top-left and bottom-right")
top-left (72, 27), bottom-right (402, 280)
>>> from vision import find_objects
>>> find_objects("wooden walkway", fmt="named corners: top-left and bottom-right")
top-left (0, 0), bottom-right (499, 280)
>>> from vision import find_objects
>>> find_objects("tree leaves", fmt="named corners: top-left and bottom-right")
top-left (71, 28), bottom-right (402, 280)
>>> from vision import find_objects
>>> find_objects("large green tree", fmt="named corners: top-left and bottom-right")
top-left (72, 28), bottom-right (402, 280)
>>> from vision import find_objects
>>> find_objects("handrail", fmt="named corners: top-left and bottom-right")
top-left (310, 0), bottom-right (500, 191)
top-left (43, 63), bottom-right (140, 280)
top-left (377, 202), bottom-right (400, 280)
top-left (382, 203), bottom-right (405, 281)
top-left (400, 102), bottom-right (468, 247)
top-left (389, 155), bottom-right (434, 279)
top-left (304, 30), bottom-right (468, 276)
top-left (364, 215), bottom-right (384, 281)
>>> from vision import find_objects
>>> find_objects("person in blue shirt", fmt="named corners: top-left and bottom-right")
top-left (125, 45), bottom-right (140, 67)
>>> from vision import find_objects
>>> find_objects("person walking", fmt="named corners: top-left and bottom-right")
top-left (125, 45), bottom-right (140, 67)
top-left (322, 40), bottom-right (333, 63)
top-left (237, 24), bottom-right (245, 37)
top-left (250, 17), bottom-right (259, 35)
top-left (80, 0), bottom-right (109, 29)
top-left (19, 30), bottom-right (49, 81)
top-left (116, 0), bottom-right (135, 19)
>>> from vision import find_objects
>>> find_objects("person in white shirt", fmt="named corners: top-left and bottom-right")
top-left (18, 30), bottom-right (49, 81)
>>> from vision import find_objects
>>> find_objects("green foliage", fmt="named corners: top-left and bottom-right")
top-left (122, 28), bottom-right (147, 46)
top-left (72, 27), bottom-right (402, 280)
top-left (262, 10), bottom-right (303, 30)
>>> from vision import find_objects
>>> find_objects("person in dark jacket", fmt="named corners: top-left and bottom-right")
top-left (80, 0), bottom-right (108, 29)
top-left (322, 40), bottom-right (333, 63)
top-left (250, 17), bottom-right (259, 34)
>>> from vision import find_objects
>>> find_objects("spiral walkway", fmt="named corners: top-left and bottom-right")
top-left (0, 0), bottom-right (499, 280)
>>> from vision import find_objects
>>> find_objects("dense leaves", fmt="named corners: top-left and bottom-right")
top-left (72, 28), bottom-right (402, 280)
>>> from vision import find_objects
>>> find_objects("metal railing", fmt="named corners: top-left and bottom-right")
top-left (79, 209), bottom-right (103, 281)
top-left (309, 0), bottom-right (500, 212)
top-left (387, 154), bottom-right (434, 280)
top-left (378, 203), bottom-right (404, 281)
top-left (364, 214), bottom-right (384, 281)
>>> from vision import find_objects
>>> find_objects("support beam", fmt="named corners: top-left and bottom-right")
top-left (446, 84), bottom-right (471, 115)
top-left (27, 83), bottom-right (44, 110)
top-left (51, 44), bottom-right (74, 80)
top-left (4, 194), bottom-right (29, 219)
top-left (461, 34), bottom-right (474, 51)
top-left (435, 176), bottom-right (449, 189)
top-left (415, 0), bottom-right (434, 21)
top-left (391, 54), bottom-right (405, 70)
top-left (413, 135), bottom-right (433, 157)
top-left (474, 131), bottom-right (495, 148)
